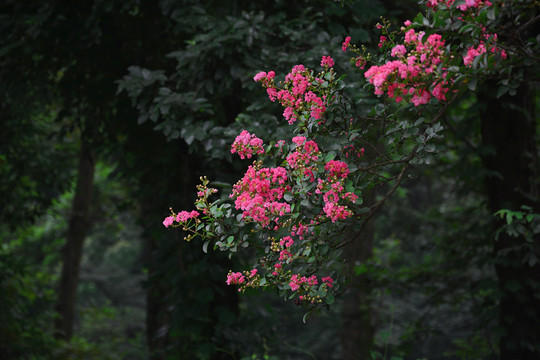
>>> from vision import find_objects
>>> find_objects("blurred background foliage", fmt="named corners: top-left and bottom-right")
top-left (1, 0), bottom-right (538, 359)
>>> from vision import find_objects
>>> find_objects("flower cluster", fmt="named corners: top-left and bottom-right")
top-left (343, 144), bottom-right (365, 158)
top-left (226, 269), bottom-right (261, 292)
top-left (316, 160), bottom-right (358, 222)
top-left (463, 43), bottom-right (487, 66)
top-left (286, 136), bottom-right (321, 182)
top-left (254, 58), bottom-right (333, 124)
top-left (426, 0), bottom-right (494, 11)
top-left (231, 130), bottom-right (265, 159)
top-left (163, 210), bottom-right (200, 228)
top-left (342, 36), bottom-right (351, 51)
top-left (321, 55), bottom-right (335, 68)
top-left (463, 30), bottom-right (506, 67)
top-left (230, 161), bottom-right (290, 227)
top-left (363, 27), bottom-right (450, 106)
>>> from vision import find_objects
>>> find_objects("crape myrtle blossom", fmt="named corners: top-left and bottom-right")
top-left (226, 271), bottom-right (245, 285)
top-left (254, 58), bottom-right (333, 124)
top-left (343, 0), bottom-right (504, 106)
top-left (162, 210), bottom-right (200, 228)
top-left (224, 131), bottom-right (358, 300)
top-left (321, 55), bottom-right (335, 68)
top-left (231, 130), bottom-right (265, 159)
top-left (426, 0), bottom-right (492, 9)
top-left (342, 36), bottom-right (351, 51)
top-left (463, 43), bottom-right (487, 66)
top-left (363, 27), bottom-right (450, 106)
top-left (230, 163), bottom-right (290, 227)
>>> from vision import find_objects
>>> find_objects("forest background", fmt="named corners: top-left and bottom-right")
top-left (1, 0), bottom-right (539, 359)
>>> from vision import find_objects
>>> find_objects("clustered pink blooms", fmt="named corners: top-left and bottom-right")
top-left (230, 163), bottom-right (290, 227)
top-left (225, 131), bottom-right (354, 300)
top-left (231, 130), bottom-right (265, 159)
top-left (343, 144), bottom-right (365, 158)
top-left (463, 30), bottom-right (506, 67)
top-left (226, 271), bottom-right (245, 285)
top-left (322, 276), bottom-right (334, 288)
top-left (463, 43), bottom-right (487, 66)
top-left (364, 28), bottom-right (450, 106)
top-left (378, 35), bottom-right (387, 48)
top-left (321, 55), bottom-right (335, 68)
top-left (253, 70), bottom-right (275, 85)
top-left (226, 268), bottom-right (262, 292)
top-left (289, 274), bottom-right (318, 291)
top-left (342, 36), bottom-right (351, 51)
top-left (286, 136), bottom-right (321, 181)
top-left (254, 60), bottom-right (331, 124)
top-left (162, 210), bottom-right (200, 228)
top-left (163, 216), bottom-right (174, 228)
top-left (426, 0), bottom-right (492, 9)
top-left (316, 159), bottom-right (358, 222)
top-left (456, 0), bottom-right (492, 11)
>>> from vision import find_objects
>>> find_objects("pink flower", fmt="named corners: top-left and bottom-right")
top-left (463, 44), bottom-right (486, 66)
top-left (279, 236), bottom-right (294, 248)
top-left (378, 36), bottom-right (387, 48)
top-left (325, 160), bottom-right (350, 179)
top-left (253, 71), bottom-right (267, 82)
top-left (404, 29), bottom-right (417, 44)
top-left (321, 55), bottom-right (334, 68)
top-left (292, 136), bottom-right (306, 146)
top-left (250, 269), bottom-right (258, 277)
top-left (176, 210), bottom-right (200, 223)
top-left (404, 20), bottom-right (412, 26)
top-left (231, 130), bottom-right (265, 159)
top-left (226, 272), bottom-right (245, 285)
top-left (267, 87), bottom-right (278, 102)
top-left (391, 44), bottom-right (407, 57)
top-left (283, 107), bottom-right (296, 124)
top-left (162, 216), bottom-right (174, 228)
top-left (322, 276), bottom-right (334, 288)
top-left (342, 36), bottom-right (351, 51)
top-left (289, 281), bottom-right (300, 291)
top-left (411, 88), bottom-right (431, 106)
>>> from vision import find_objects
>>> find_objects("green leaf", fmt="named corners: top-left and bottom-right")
top-left (325, 151), bottom-right (336, 162)
top-left (497, 85), bottom-right (509, 98)
top-left (467, 78), bottom-right (478, 91)
top-left (487, 8), bottom-right (496, 20)
top-left (326, 293), bottom-right (335, 305)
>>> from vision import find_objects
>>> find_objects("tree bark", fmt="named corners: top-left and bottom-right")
top-left (480, 82), bottom-right (540, 359)
top-left (54, 137), bottom-right (96, 340)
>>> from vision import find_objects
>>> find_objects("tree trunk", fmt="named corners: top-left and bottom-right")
top-left (480, 82), bottom-right (540, 359)
top-left (54, 137), bottom-right (96, 340)
top-left (341, 191), bottom-right (376, 360)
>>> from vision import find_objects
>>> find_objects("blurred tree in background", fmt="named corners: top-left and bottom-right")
top-left (1, 0), bottom-right (538, 360)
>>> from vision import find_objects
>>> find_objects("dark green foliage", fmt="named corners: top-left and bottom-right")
top-left (1, 0), bottom-right (538, 359)
top-left (0, 251), bottom-right (57, 359)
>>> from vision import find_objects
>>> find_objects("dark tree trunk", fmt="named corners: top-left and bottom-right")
top-left (341, 191), bottom-right (376, 360)
top-left (480, 82), bottom-right (540, 359)
top-left (54, 137), bottom-right (96, 340)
